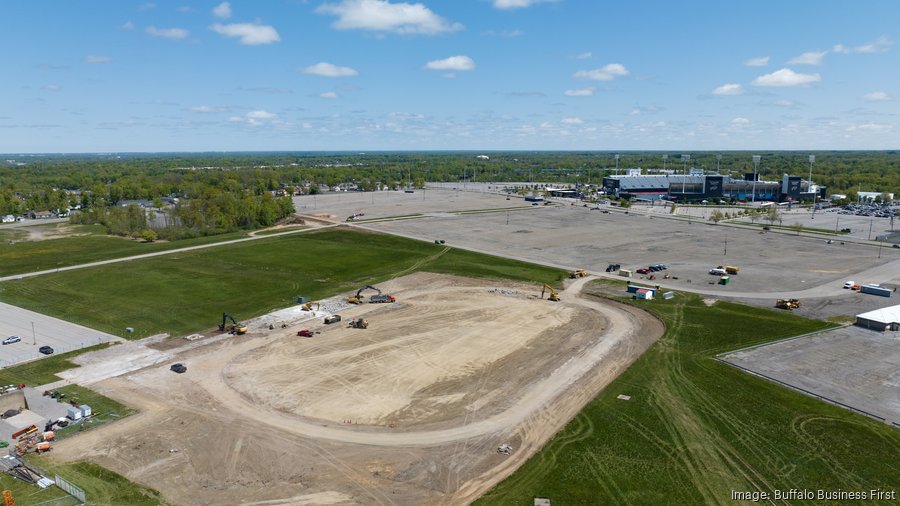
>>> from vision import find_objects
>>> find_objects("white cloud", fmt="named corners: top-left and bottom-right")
top-left (43, 84), bottom-right (60, 92)
top-left (731, 117), bottom-right (750, 125)
top-left (84, 55), bottom-right (111, 64)
top-left (574, 63), bottom-right (629, 81)
top-left (120, 21), bottom-right (135, 30)
top-left (788, 50), bottom-right (827, 65)
top-left (176, 6), bottom-right (192, 13)
top-left (316, 0), bottom-right (463, 35)
top-left (862, 91), bottom-right (891, 102)
top-left (561, 117), bottom-right (583, 125)
top-left (833, 36), bottom-right (891, 54)
top-left (425, 55), bottom-right (475, 71)
top-left (303, 62), bottom-right (359, 77)
top-left (774, 99), bottom-right (796, 107)
top-left (564, 87), bottom-right (594, 97)
top-left (572, 51), bottom-right (592, 60)
top-left (492, 0), bottom-right (557, 10)
top-left (845, 122), bottom-right (892, 132)
top-left (211, 23), bottom-right (280, 45)
top-left (190, 105), bottom-right (225, 113)
top-left (483, 29), bottom-right (522, 37)
top-left (752, 68), bottom-right (821, 87)
top-left (145, 26), bottom-right (189, 39)
top-left (712, 83), bottom-right (744, 96)
top-left (744, 56), bottom-right (769, 67)
top-left (213, 2), bottom-right (232, 19)
top-left (320, 91), bottom-right (339, 99)
top-left (230, 109), bottom-right (280, 127)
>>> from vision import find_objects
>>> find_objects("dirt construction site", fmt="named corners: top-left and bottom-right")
top-left (49, 273), bottom-right (663, 505)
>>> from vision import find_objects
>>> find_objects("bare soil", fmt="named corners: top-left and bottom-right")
top-left (49, 273), bottom-right (663, 505)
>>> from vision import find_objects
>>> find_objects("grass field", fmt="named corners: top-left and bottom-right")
top-left (52, 384), bottom-right (136, 440)
top-left (477, 290), bottom-right (900, 504)
top-left (26, 460), bottom-right (166, 506)
top-left (0, 228), bottom-right (566, 338)
top-left (0, 343), bottom-right (113, 386)
top-left (0, 229), bottom-right (249, 277)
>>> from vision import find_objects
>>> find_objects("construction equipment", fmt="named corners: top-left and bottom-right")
top-left (570, 269), bottom-right (588, 279)
top-left (348, 318), bottom-right (369, 329)
top-left (219, 313), bottom-right (248, 334)
top-left (347, 285), bottom-right (383, 304)
top-left (301, 302), bottom-right (321, 311)
top-left (718, 265), bottom-right (740, 275)
top-left (11, 425), bottom-right (37, 440)
top-left (775, 299), bottom-right (801, 310)
top-left (541, 284), bottom-right (560, 302)
top-left (297, 329), bottom-right (313, 337)
top-left (369, 294), bottom-right (396, 303)
top-left (324, 315), bottom-right (342, 324)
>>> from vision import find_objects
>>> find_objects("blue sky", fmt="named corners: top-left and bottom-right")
top-left (2, 1), bottom-right (898, 152)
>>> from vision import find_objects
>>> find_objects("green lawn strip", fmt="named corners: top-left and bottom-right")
top-left (26, 460), bottom-right (166, 506)
top-left (0, 343), bottom-right (113, 386)
top-left (477, 293), bottom-right (900, 504)
top-left (352, 213), bottom-right (424, 222)
top-left (739, 221), bottom-right (850, 235)
top-left (0, 473), bottom-right (70, 505)
top-left (0, 230), bottom-right (249, 277)
top-left (0, 229), bottom-right (565, 340)
top-left (251, 227), bottom-right (307, 236)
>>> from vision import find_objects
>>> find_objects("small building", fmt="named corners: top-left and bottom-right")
top-left (634, 288), bottom-right (654, 300)
top-left (855, 305), bottom-right (900, 331)
top-left (28, 210), bottom-right (55, 220)
top-left (66, 406), bottom-right (82, 421)
top-left (79, 404), bottom-right (92, 418)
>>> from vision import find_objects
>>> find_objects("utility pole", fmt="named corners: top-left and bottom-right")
top-left (752, 155), bottom-right (761, 203)
top-left (31, 322), bottom-right (36, 346)
top-left (716, 154), bottom-right (722, 173)
top-left (662, 154), bottom-right (668, 172)
top-left (868, 217), bottom-right (873, 241)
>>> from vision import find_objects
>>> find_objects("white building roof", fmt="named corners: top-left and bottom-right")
top-left (856, 305), bottom-right (900, 324)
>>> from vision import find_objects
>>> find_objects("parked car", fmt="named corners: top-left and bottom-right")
top-left (38, 346), bottom-right (54, 355)
top-left (636, 268), bottom-right (651, 274)
top-left (170, 363), bottom-right (187, 374)
top-left (843, 281), bottom-right (856, 289)
top-left (893, 244), bottom-right (900, 249)
top-left (709, 268), bottom-right (727, 275)
top-left (2, 336), bottom-right (21, 345)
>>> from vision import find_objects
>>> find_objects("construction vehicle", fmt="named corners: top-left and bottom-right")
top-left (301, 302), bottom-right (321, 311)
top-left (369, 294), bottom-right (396, 303)
top-left (348, 318), bottom-right (368, 329)
top-left (347, 285), bottom-right (384, 304)
top-left (775, 299), bottom-right (801, 310)
top-left (570, 269), bottom-right (588, 279)
top-left (324, 315), bottom-right (342, 324)
top-left (718, 265), bottom-right (740, 275)
top-left (219, 313), bottom-right (248, 334)
top-left (541, 284), bottom-right (560, 302)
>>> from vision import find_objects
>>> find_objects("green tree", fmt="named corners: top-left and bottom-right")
top-left (140, 229), bottom-right (158, 242)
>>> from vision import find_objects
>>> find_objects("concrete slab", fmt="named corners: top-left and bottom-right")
top-left (720, 326), bottom-right (900, 426)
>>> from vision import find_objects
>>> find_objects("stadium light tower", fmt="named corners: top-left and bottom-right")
top-left (614, 154), bottom-right (620, 175)
top-left (716, 154), bottom-right (722, 173)
top-left (808, 154), bottom-right (816, 199)
top-left (681, 154), bottom-right (690, 196)
top-left (751, 155), bottom-right (761, 203)
top-left (662, 154), bottom-right (668, 172)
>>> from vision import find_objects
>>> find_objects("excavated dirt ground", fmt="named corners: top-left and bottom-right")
top-left (49, 273), bottom-right (663, 506)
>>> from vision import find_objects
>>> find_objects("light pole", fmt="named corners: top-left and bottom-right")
top-left (662, 154), bottom-right (668, 172)
top-left (615, 154), bottom-right (620, 175)
top-left (716, 154), bottom-right (722, 173)
top-left (681, 154), bottom-right (690, 196)
top-left (31, 322), bottom-right (36, 346)
top-left (808, 155), bottom-right (816, 215)
top-left (752, 155), bottom-right (761, 203)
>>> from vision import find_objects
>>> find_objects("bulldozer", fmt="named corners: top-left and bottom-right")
top-left (570, 269), bottom-right (588, 279)
top-left (348, 318), bottom-right (368, 329)
top-left (775, 299), bottom-right (801, 310)
top-left (301, 302), bottom-right (321, 311)
top-left (347, 285), bottom-right (385, 304)
top-left (219, 312), bottom-right (248, 334)
top-left (541, 283), bottom-right (560, 302)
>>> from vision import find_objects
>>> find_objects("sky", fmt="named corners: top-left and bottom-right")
top-left (2, 1), bottom-right (899, 152)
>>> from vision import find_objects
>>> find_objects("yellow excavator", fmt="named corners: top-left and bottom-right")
top-left (541, 284), bottom-right (560, 302)
top-left (570, 269), bottom-right (588, 279)
top-left (219, 312), bottom-right (248, 334)
top-left (775, 299), bottom-right (801, 310)
top-left (347, 285), bottom-right (382, 304)
top-left (301, 302), bottom-right (321, 311)
top-left (348, 318), bottom-right (369, 329)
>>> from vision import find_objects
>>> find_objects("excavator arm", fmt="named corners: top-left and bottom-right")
top-left (541, 284), bottom-right (560, 302)
top-left (355, 285), bottom-right (382, 299)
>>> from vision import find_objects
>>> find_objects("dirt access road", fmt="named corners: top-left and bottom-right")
top-left (50, 274), bottom-right (662, 505)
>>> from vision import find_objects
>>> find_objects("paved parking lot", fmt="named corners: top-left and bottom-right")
top-left (0, 301), bottom-right (122, 367)
top-left (720, 326), bottom-right (900, 426)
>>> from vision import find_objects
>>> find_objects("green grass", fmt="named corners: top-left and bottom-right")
top-left (477, 291), bottom-right (900, 504)
top-left (52, 384), bottom-right (136, 440)
top-left (0, 228), bottom-right (566, 339)
top-left (251, 227), bottom-right (307, 236)
top-left (0, 473), bottom-right (70, 505)
top-left (0, 343), bottom-right (112, 386)
top-left (0, 230), bottom-right (250, 277)
top-left (25, 460), bottom-right (166, 506)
